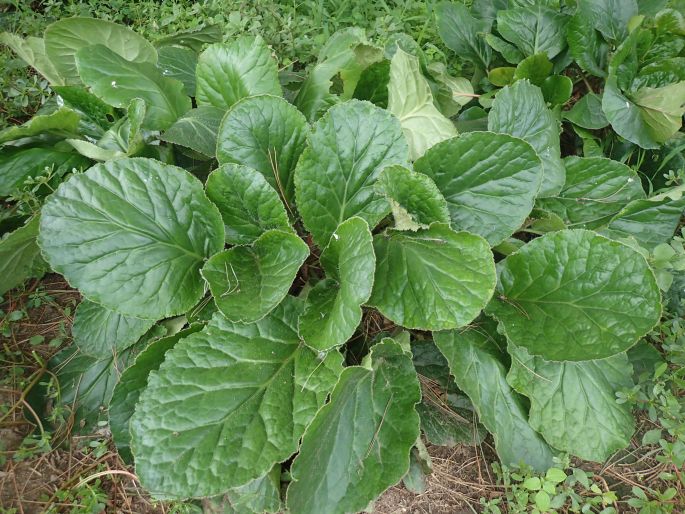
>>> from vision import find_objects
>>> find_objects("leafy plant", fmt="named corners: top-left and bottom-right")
top-left (0, 1), bottom-right (684, 512)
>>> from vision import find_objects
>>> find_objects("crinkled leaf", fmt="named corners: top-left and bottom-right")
top-left (0, 33), bottom-right (64, 84)
top-left (157, 45), bottom-right (197, 96)
top-left (415, 132), bottom-right (542, 245)
top-left (485, 229), bottom-right (661, 361)
top-left (299, 217), bottom-right (375, 350)
top-left (75, 45), bottom-right (190, 131)
top-left (39, 158), bottom-right (224, 319)
top-left (536, 156), bottom-right (645, 229)
top-left (161, 106), bottom-right (224, 157)
top-left (508, 344), bottom-right (635, 462)
top-left (44, 17), bottom-right (157, 83)
top-left (205, 164), bottom-right (291, 245)
top-left (0, 107), bottom-right (80, 144)
top-left (435, 2), bottom-right (491, 69)
top-left (0, 217), bottom-right (47, 296)
top-left (216, 95), bottom-right (309, 205)
top-left (434, 328), bottom-right (555, 471)
top-left (72, 299), bottom-right (156, 357)
top-left (110, 326), bottom-right (202, 461)
top-left (0, 147), bottom-right (89, 197)
top-left (131, 297), bottom-right (343, 499)
top-left (388, 49), bottom-right (456, 161)
top-left (202, 230), bottom-right (308, 323)
top-left (375, 165), bottom-right (450, 231)
top-left (286, 339), bottom-right (421, 514)
top-left (488, 80), bottom-right (565, 196)
top-left (295, 100), bottom-right (408, 248)
top-left (563, 93), bottom-right (609, 129)
top-left (497, 6), bottom-right (568, 59)
top-left (369, 224), bottom-right (496, 331)
top-left (196, 37), bottom-right (281, 110)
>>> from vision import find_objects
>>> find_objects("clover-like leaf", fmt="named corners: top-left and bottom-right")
top-left (375, 165), bottom-right (450, 231)
top-left (508, 343), bottom-right (635, 462)
top-left (131, 297), bottom-right (343, 499)
top-left (205, 164), bottom-right (292, 245)
top-left (196, 37), bottom-right (281, 110)
top-left (286, 338), bottom-right (421, 514)
top-left (216, 95), bottom-right (309, 205)
top-left (415, 132), bottom-right (542, 245)
top-left (295, 100), bottom-right (408, 248)
top-left (486, 229), bottom-right (661, 361)
top-left (369, 223), bottom-right (496, 331)
top-left (39, 158), bottom-right (225, 319)
top-left (202, 230), bottom-right (308, 323)
top-left (434, 328), bottom-right (555, 471)
top-left (299, 217), bottom-right (375, 350)
top-left (72, 299), bottom-right (156, 357)
top-left (488, 80), bottom-right (565, 197)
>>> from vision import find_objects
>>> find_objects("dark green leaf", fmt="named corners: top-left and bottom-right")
top-left (497, 6), bottom-right (568, 59)
top-left (157, 45), bottom-right (197, 96)
top-left (541, 75), bottom-right (573, 105)
top-left (0, 217), bottom-right (47, 296)
top-left (563, 93), bottom-right (609, 129)
top-left (161, 106), bottom-right (224, 157)
top-left (514, 53), bottom-right (553, 86)
top-left (436, 2), bottom-right (491, 69)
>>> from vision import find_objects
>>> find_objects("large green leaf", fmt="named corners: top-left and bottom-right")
top-left (75, 45), bottom-right (190, 130)
top-left (566, 13), bottom-right (608, 78)
top-left (507, 344), bottom-right (635, 462)
top-left (604, 195), bottom-right (685, 249)
top-left (435, 2), bottom-right (491, 70)
top-left (0, 217), bottom-right (47, 296)
top-left (71, 299), bottom-right (155, 357)
top-left (563, 93), bottom-right (609, 129)
top-left (0, 107), bottom-right (80, 144)
top-left (415, 132), bottom-right (542, 245)
top-left (0, 33), bottom-right (64, 84)
top-left (210, 465), bottom-right (282, 514)
top-left (497, 6), bottom-right (568, 59)
top-left (387, 49), bottom-right (457, 161)
top-left (536, 156), bottom-right (645, 229)
top-left (201, 230), bottom-right (308, 323)
top-left (0, 147), bottom-right (90, 197)
top-left (299, 217), bottom-right (375, 350)
top-left (110, 326), bottom-right (202, 461)
top-left (216, 95), bottom-right (309, 205)
top-left (39, 158), bottom-right (224, 320)
top-left (286, 338), bottom-right (421, 514)
top-left (434, 328), bottom-right (555, 472)
top-left (131, 297), bottom-right (343, 499)
top-left (44, 17), bottom-right (157, 83)
top-left (488, 80), bottom-right (565, 197)
top-left (602, 77), bottom-right (660, 150)
top-left (195, 37), bottom-right (281, 110)
top-left (157, 45), bottom-right (197, 96)
top-left (375, 165), bottom-right (450, 230)
top-left (295, 100), bottom-right (408, 248)
top-left (486, 229), bottom-right (661, 361)
top-left (160, 106), bottom-right (224, 158)
top-left (369, 223), bottom-right (496, 331)
top-left (577, 0), bottom-right (637, 43)
top-left (631, 81), bottom-right (685, 144)
top-left (205, 164), bottom-right (292, 245)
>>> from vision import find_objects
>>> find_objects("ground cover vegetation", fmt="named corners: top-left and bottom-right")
top-left (1, 0), bottom-right (685, 512)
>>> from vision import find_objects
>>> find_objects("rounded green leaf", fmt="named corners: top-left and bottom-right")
top-left (299, 217), bottom-right (375, 350)
top-left (369, 223), bottom-right (496, 331)
top-left (205, 164), bottom-right (292, 245)
top-left (286, 338), bottom-right (421, 514)
top-left (485, 229), bottom-right (661, 361)
top-left (130, 297), bottom-right (343, 499)
top-left (216, 95), bottom-right (309, 205)
top-left (514, 53), bottom-right (552, 86)
top-left (295, 100), bottom-right (409, 248)
top-left (375, 165), bottom-right (450, 231)
top-left (541, 75), bottom-right (573, 105)
top-left (507, 343), bottom-right (635, 462)
top-left (415, 132), bottom-right (543, 245)
top-left (44, 17), bottom-right (157, 83)
top-left (195, 36), bottom-right (282, 110)
top-left (75, 45), bottom-right (191, 130)
top-left (72, 299), bottom-right (155, 356)
top-left (536, 156), bottom-right (645, 229)
top-left (488, 80), bottom-right (565, 197)
top-left (39, 158), bottom-right (225, 320)
top-left (201, 230), bottom-right (309, 323)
